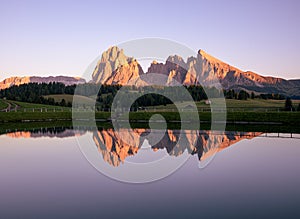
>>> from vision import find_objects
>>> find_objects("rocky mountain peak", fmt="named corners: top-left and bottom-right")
top-left (166, 55), bottom-right (186, 67)
top-left (100, 46), bottom-right (127, 67)
top-left (92, 46), bottom-right (144, 85)
top-left (198, 49), bottom-right (224, 64)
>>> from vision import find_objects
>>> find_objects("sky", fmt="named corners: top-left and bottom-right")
top-left (0, 0), bottom-right (299, 81)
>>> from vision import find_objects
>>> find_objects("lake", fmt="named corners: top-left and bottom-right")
top-left (0, 127), bottom-right (299, 218)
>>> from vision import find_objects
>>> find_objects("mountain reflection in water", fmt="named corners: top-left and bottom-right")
top-left (93, 129), bottom-right (262, 166)
top-left (4, 127), bottom-right (262, 167)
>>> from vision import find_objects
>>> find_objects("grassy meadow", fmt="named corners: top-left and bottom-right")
top-left (0, 99), bottom-right (9, 110)
top-left (44, 94), bottom-right (96, 105)
top-left (0, 97), bottom-right (299, 131)
top-left (148, 99), bottom-right (300, 112)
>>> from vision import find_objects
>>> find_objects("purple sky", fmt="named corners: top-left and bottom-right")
top-left (0, 0), bottom-right (299, 81)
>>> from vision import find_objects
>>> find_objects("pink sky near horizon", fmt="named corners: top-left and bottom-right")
top-left (0, 0), bottom-right (299, 81)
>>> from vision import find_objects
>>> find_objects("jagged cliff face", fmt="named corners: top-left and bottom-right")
top-left (92, 129), bottom-right (261, 167)
top-left (92, 46), bottom-right (144, 85)
top-left (0, 76), bottom-right (86, 90)
top-left (91, 46), bottom-right (300, 96)
top-left (146, 50), bottom-right (300, 95)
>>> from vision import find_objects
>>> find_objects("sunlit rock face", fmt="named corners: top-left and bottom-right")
top-left (92, 46), bottom-right (144, 85)
top-left (92, 128), bottom-right (262, 167)
top-left (0, 76), bottom-right (86, 90)
top-left (91, 46), bottom-right (300, 96)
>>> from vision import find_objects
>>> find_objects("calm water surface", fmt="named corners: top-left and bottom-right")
top-left (0, 128), bottom-right (299, 218)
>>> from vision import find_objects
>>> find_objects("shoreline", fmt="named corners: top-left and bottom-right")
top-left (0, 117), bottom-right (300, 134)
top-left (0, 111), bottom-right (299, 124)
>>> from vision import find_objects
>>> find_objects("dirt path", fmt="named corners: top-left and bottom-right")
top-left (1, 101), bottom-right (20, 112)
top-left (0, 102), bottom-right (11, 112)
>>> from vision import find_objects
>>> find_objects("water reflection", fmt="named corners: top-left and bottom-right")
top-left (93, 129), bottom-right (262, 166)
top-left (4, 127), bottom-right (263, 166)
top-left (1, 127), bottom-right (299, 218)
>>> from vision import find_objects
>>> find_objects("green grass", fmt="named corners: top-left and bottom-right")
top-left (145, 99), bottom-right (300, 112)
top-left (44, 94), bottom-right (96, 105)
top-left (44, 94), bottom-right (75, 103)
top-left (6, 100), bottom-right (69, 110)
top-left (0, 111), bottom-right (72, 122)
top-left (1, 119), bottom-right (300, 135)
top-left (0, 97), bottom-right (300, 134)
top-left (128, 111), bottom-right (300, 125)
top-left (0, 110), bottom-right (299, 133)
top-left (3, 96), bottom-right (300, 113)
top-left (0, 110), bottom-right (299, 125)
top-left (0, 99), bottom-right (9, 110)
top-left (226, 111), bottom-right (300, 124)
top-left (1, 121), bottom-right (300, 135)
top-left (225, 99), bottom-right (300, 108)
top-left (7, 97), bottom-right (300, 113)
top-left (0, 111), bottom-right (112, 122)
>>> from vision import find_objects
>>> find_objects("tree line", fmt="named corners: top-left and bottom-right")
top-left (0, 82), bottom-right (299, 111)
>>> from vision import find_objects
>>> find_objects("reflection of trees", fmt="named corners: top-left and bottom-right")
top-left (6, 127), bottom-right (86, 138)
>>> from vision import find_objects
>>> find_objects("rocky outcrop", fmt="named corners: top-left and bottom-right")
top-left (0, 76), bottom-right (86, 90)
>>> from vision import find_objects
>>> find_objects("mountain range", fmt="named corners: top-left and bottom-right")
top-left (0, 76), bottom-right (86, 90)
top-left (1, 46), bottom-right (299, 97)
top-left (92, 46), bottom-right (300, 97)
